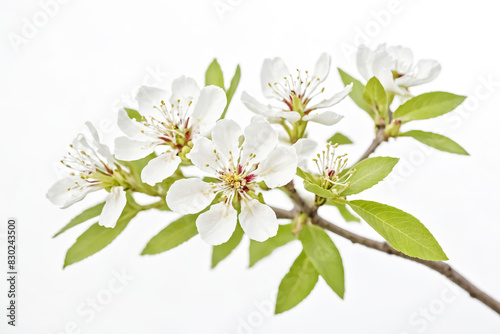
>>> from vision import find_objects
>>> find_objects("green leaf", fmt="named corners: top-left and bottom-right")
top-left (249, 224), bottom-right (296, 267)
top-left (64, 205), bottom-right (139, 268)
top-left (363, 77), bottom-right (388, 118)
top-left (212, 223), bottom-right (244, 268)
top-left (275, 251), bottom-right (319, 314)
top-left (124, 108), bottom-right (142, 122)
top-left (141, 213), bottom-right (200, 255)
top-left (399, 130), bottom-right (469, 155)
top-left (326, 201), bottom-right (360, 222)
top-left (53, 202), bottom-right (105, 238)
top-left (347, 200), bottom-right (448, 261)
top-left (304, 181), bottom-right (336, 198)
top-left (393, 92), bottom-right (466, 123)
top-left (222, 65), bottom-right (241, 119)
top-left (299, 224), bottom-right (344, 298)
top-left (338, 68), bottom-right (374, 118)
top-left (205, 59), bottom-right (225, 90)
top-left (296, 167), bottom-right (316, 184)
top-left (327, 133), bottom-right (353, 145)
top-left (341, 157), bottom-right (399, 196)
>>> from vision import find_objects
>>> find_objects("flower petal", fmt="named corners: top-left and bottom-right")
top-left (293, 138), bottom-right (318, 168)
top-left (46, 177), bottom-right (92, 208)
top-left (239, 199), bottom-right (278, 242)
top-left (114, 136), bottom-right (157, 161)
top-left (84, 122), bottom-right (116, 167)
top-left (169, 76), bottom-right (200, 105)
top-left (254, 146), bottom-right (298, 188)
top-left (240, 116), bottom-right (279, 165)
top-left (190, 85), bottom-right (227, 135)
top-left (99, 186), bottom-right (127, 228)
top-left (268, 110), bottom-right (302, 122)
top-left (211, 119), bottom-right (242, 164)
top-left (117, 109), bottom-right (149, 140)
top-left (241, 91), bottom-right (271, 115)
top-left (369, 50), bottom-right (398, 92)
top-left (141, 150), bottom-right (181, 185)
top-left (302, 111), bottom-right (344, 125)
top-left (387, 45), bottom-right (414, 74)
top-left (135, 86), bottom-right (169, 117)
top-left (396, 59), bottom-right (441, 87)
top-left (309, 83), bottom-right (353, 109)
top-left (196, 202), bottom-right (238, 245)
top-left (186, 137), bottom-right (219, 174)
top-left (241, 92), bottom-right (300, 123)
top-left (356, 45), bottom-right (372, 81)
top-left (261, 57), bottom-right (290, 99)
top-left (313, 53), bottom-right (331, 82)
top-left (167, 178), bottom-right (216, 215)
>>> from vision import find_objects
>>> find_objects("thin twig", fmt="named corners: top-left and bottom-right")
top-left (356, 126), bottom-right (386, 163)
top-left (271, 128), bottom-right (500, 315)
top-left (271, 201), bottom-right (500, 315)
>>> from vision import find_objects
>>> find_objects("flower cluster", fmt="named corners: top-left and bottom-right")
top-left (48, 44), bottom-right (443, 244)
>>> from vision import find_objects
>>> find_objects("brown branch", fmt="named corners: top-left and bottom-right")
top-left (273, 205), bottom-right (500, 315)
top-left (273, 124), bottom-right (500, 315)
top-left (272, 182), bottom-right (500, 316)
top-left (356, 126), bottom-right (386, 163)
top-left (311, 213), bottom-right (500, 315)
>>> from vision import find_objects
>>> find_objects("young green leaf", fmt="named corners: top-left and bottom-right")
top-left (249, 224), bottom-right (296, 267)
top-left (53, 202), bottom-right (105, 238)
top-left (64, 205), bottom-right (139, 268)
top-left (141, 213), bottom-right (200, 255)
top-left (299, 224), bottom-right (345, 298)
top-left (327, 133), bottom-right (353, 145)
top-left (338, 68), bottom-right (374, 119)
top-left (393, 92), bottom-right (466, 123)
top-left (399, 130), bottom-right (469, 155)
top-left (212, 223), bottom-right (244, 268)
top-left (222, 65), bottom-right (241, 119)
top-left (296, 167), bottom-right (316, 184)
top-left (363, 77), bottom-right (388, 118)
top-left (205, 59), bottom-right (225, 90)
top-left (275, 251), bottom-right (319, 314)
top-left (124, 108), bottom-right (142, 122)
top-left (304, 181), bottom-right (336, 198)
top-left (326, 201), bottom-right (360, 222)
top-left (341, 157), bottom-right (399, 196)
top-left (347, 200), bottom-right (448, 261)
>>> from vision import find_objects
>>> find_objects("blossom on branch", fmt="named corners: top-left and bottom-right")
top-left (242, 53), bottom-right (352, 126)
top-left (357, 44), bottom-right (441, 96)
top-left (166, 117), bottom-right (298, 245)
top-left (114, 76), bottom-right (227, 185)
top-left (47, 123), bottom-right (128, 228)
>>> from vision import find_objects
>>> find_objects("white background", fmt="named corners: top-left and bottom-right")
top-left (1, 0), bottom-right (500, 333)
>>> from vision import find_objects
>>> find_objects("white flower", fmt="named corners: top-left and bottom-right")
top-left (47, 123), bottom-right (128, 228)
top-left (357, 44), bottom-right (441, 96)
top-left (166, 117), bottom-right (298, 245)
top-left (115, 76), bottom-right (227, 186)
top-left (242, 53), bottom-right (352, 126)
